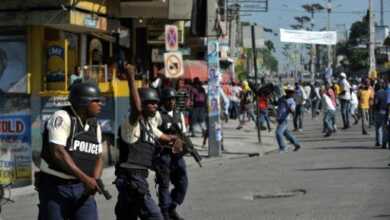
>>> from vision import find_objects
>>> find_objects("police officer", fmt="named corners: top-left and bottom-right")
top-left (155, 87), bottom-right (188, 220)
top-left (37, 82), bottom-right (104, 220)
top-left (114, 65), bottom-right (182, 220)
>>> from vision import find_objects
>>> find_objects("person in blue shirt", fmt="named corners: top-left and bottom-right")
top-left (275, 85), bottom-right (301, 152)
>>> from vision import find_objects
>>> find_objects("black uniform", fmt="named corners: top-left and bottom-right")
top-left (115, 117), bottom-right (163, 220)
top-left (38, 106), bottom-right (101, 220)
top-left (155, 107), bottom-right (188, 220)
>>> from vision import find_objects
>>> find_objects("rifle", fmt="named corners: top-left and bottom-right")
top-left (96, 179), bottom-right (112, 200)
top-left (172, 124), bottom-right (202, 167)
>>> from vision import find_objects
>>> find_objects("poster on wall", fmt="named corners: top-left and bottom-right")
top-left (47, 40), bottom-right (68, 83)
top-left (41, 95), bottom-right (114, 133)
top-left (0, 40), bottom-right (27, 93)
top-left (0, 114), bottom-right (32, 186)
top-left (207, 40), bottom-right (221, 117)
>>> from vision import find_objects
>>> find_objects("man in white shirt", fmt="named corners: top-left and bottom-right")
top-left (321, 86), bottom-right (337, 137)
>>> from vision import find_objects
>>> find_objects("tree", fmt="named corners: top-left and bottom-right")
top-left (384, 37), bottom-right (390, 47)
top-left (335, 11), bottom-right (370, 73)
top-left (265, 40), bottom-right (275, 52)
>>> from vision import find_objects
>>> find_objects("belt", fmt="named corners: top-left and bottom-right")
top-left (117, 167), bottom-right (148, 178)
top-left (41, 172), bottom-right (81, 185)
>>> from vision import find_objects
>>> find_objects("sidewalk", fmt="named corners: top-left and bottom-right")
top-left (11, 119), bottom-right (278, 198)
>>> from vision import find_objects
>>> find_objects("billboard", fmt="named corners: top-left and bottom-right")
top-left (0, 40), bottom-right (27, 93)
top-left (280, 29), bottom-right (337, 45)
top-left (0, 114), bottom-right (32, 186)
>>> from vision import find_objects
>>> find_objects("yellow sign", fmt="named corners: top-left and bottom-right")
top-left (47, 40), bottom-right (68, 90)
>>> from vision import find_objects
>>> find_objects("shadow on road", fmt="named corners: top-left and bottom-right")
top-left (373, 214), bottom-right (390, 218)
top-left (297, 166), bottom-right (390, 171)
top-left (311, 146), bottom-right (383, 150)
top-left (297, 137), bottom-right (373, 143)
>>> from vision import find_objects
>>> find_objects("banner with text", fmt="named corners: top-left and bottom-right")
top-left (0, 114), bottom-right (32, 186)
top-left (280, 29), bottom-right (337, 45)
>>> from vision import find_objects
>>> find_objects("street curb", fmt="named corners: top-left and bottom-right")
top-left (10, 121), bottom-right (279, 199)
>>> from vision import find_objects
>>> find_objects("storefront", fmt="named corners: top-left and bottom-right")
top-left (0, 1), bottom-right (127, 186)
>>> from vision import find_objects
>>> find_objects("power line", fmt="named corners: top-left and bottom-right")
top-left (272, 9), bottom-right (390, 15)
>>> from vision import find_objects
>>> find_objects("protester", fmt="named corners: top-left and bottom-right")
top-left (190, 77), bottom-right (207, 137)
top-left (311, 81), bottom-right (321, 119)
top-left (229, 81), bottom-right (241, 119)
top-left (275, 85), bottom-right (301, 152)
top-left (321, 85), bottom-right (337, 137)
top-left (237, 81), bottom-right (255, 130)
top-left (339, 72), bottom-right (352, 129)
top-left (373, 80), bottom-right (388, 148)
top-left (358, 78), bottom-right (372, 135)
top-left (293, 81), bottom-right (307, 132)
top-left (350, 85), bottom-right (359, 125)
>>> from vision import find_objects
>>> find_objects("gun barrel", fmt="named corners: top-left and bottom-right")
top-left (96, 179), bottom-right (112, 200)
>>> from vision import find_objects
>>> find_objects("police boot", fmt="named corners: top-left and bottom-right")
top-left (169, 209), bottom-right (184, 220)
top-left (162, 211), bottom-right (172, 220)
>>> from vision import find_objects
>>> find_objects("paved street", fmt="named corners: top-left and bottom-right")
top-left (3, 115), bottom-right (390, 220)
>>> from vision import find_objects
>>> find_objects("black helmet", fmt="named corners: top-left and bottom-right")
top-left (161, 87), bottom-right (177, 100)
top-left (69, 82), bottom-right (102, 109)
top-left (139, 88), bottom-right (160, 103)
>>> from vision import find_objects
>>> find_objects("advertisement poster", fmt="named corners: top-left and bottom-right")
top-left (41, 96), bottom-right (114, 133)
top-left (207, 40), bottom-right (221, 117)
top-left (47, 40), bottom-right (68, 83)
top-left (0, 114), bottom-right (32, 186)
top-left (0, 40), bottom-right (27, 93)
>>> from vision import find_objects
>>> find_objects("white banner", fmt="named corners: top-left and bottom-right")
top-left (280, 29), bottom-right (337, 45)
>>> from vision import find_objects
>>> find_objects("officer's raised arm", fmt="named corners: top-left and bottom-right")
top-left (126, 64), bottom-right (142, 123)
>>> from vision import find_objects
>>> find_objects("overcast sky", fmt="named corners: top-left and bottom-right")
top-left (238, 0), bottom-right (390, 72)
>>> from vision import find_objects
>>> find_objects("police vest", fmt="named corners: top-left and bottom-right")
top-left (41, 107), bottom-right (100, 177)
top-left (158, 109), bottom-right (182, 135)
top-left (121, 119), bottom-right (158, 169)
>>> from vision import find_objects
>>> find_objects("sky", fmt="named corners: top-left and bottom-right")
top-left (238, 0), bottom-right (390, 72)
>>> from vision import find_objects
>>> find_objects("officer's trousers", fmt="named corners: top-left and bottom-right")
top-left (155, 154), bottom-right (188, 212)
top-left (37, 173), bottom-right (98, 220)
top-left (114, 169), bottom-right (162, 220)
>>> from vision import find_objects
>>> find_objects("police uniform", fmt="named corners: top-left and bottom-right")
top-left (38, 106), bottom-right (103, 220)
top-left (114, 112), bottom-right (164, 220)
top-left (155, 107), bottom-right (188, 220)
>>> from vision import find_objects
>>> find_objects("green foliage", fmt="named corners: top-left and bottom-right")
top-left (235, 61), bottom-right (247, 81)
top-left (336, 11), bottom-right (371, 72)
top-left (384, 37), bottom-right (390, 47)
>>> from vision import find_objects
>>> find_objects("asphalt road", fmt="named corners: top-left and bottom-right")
top-left (2, 115), bottom-right (390, 220)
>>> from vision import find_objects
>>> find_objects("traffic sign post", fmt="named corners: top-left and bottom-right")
top-left (165, 25), bottom-right (179, 51)
top-left (164, 52), bottom-right (184, 78)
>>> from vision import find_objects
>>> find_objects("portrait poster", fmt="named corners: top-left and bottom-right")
top-left (0, 40), bottom-right (27, 93)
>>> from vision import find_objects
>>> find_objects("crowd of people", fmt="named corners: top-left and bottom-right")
top-left (36, 61), bottom-right (390, 220)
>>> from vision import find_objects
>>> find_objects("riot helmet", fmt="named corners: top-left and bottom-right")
top-left (161, 87), bottom-right (177, 100)
top-left (139, 88), bottom-right (160, 103)
top-left (69, 82), bottom-right (102, 109)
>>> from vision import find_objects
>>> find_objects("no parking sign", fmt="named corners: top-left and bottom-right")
top-left (164, 52), bottom-right (183, 78)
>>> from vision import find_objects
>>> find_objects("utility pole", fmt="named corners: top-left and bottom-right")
top-left (251, 24), bottom-right (261, 143)
top-left (380, 0), bottom-right (384, 26)
top-left (310, 11), bottom-right (316, 82)
top-left (207, 0), bottom-right (222, 157)
top-left (368, 0), bottom-right (376, 79)
top-left (326, 0), bottom-right (332, 67)
top-left (303, 3), bottom-right (324, 82)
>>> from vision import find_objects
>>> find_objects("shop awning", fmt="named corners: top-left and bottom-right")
top-left (183, 60), bottom-right (208, 81)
